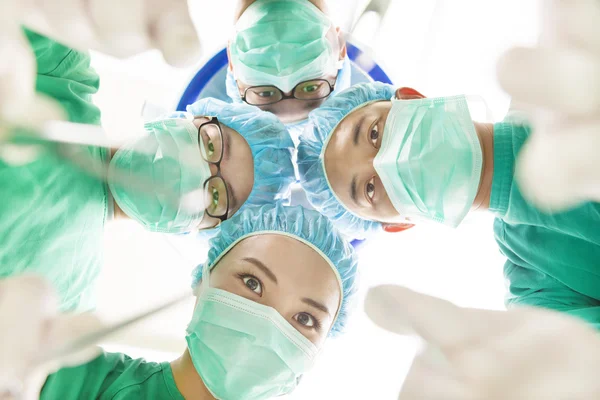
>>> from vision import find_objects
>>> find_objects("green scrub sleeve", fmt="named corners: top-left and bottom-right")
top-left (492, 119), bottom-right (600, 330)
top-left (23, 28), bottom-right (101, 125)
top-left (41, 351), bottom-right (185, 400)
top-left (506, 283), bottom-right (600, 330)
top-left (0, 30), bottom-right (110, 311)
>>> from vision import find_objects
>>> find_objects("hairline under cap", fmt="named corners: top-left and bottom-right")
top-left (203, 230), bottom-right (344, 323)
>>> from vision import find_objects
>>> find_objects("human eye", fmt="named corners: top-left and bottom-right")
top-left (302, 84), bottom-right (319, 93)
top-left (207, 139), bottom-right (215, 155)
top-left (294, 312), bottom-right (321, 330)
top-left (369, 123), bottom-right (380, 148)
top-left (200, 129), bottom-right (219, 161)
top-left (365, 176), bottom-right (376, 203)
top-left (258, 90), bottom-right (276, 98)
top-left (238, 273), bottom-right (263, 296)
top-left (210, 186), bottom-right (219, 208)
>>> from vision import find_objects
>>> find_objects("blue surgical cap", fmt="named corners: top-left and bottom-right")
top-left (187, 98), bottom-right (295, 209)
top-left (297, 82), bottom-right (396, 239)
top-left (191, 203), bottom-right (359, 337)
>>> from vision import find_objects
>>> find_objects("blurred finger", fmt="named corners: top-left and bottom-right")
top-left (42, 313), bottom-right (104, 370)
top-left (365, 285), bottom-right (475, 348)
top-left (0, 29), bottom-right (36, 122)
top-left (89, 0), bottom-right (151, 57)
top-left (497, 46), bottom-right (600, 116)
top-left (0, 274), bottom-right (58, 321)
top-left (28, 0), bottom-right (97, 50)
top-left (149, 0), bottom-right (202, 67)
top-left (0, 275), bottom-right (58, 384)
top-left (554, 0), bottom-right (600, 52)
top-left (516, 118), bottom-right (600, 210)
top-left (7, 93), bottom-right (66, 130)
top-left (399, 354), bottom-right (477, 400)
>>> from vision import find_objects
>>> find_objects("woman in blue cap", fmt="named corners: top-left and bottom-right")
top-left (40, 203), bottom-right (360, 400)
top-left (296, 81), bottom-right (600, 331)
top-left (0, 31), bottom-right (295, 312)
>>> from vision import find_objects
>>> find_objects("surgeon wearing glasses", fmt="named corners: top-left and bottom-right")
top-left (0, 31), bottom-right (295, 312)
top-left (225, 0), bottom-right (351, 126)
top-left (297, 81), bottom-right (600, 331)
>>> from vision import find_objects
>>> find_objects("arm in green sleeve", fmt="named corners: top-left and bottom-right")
top-left (506, 277), bottom-right (600, 331)
top-left (40, 351), bottom-right (182, 400)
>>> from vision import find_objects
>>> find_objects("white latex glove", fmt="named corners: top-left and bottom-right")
top-left (0, 0), bottom-right (201, 131)
top-left (365, 285), bottom-right (600, 400)
top-left (0, 275), bottom-right (103, 400)
top-left (497, 0), bottom-right (600, 210)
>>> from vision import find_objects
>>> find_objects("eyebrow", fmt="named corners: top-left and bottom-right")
top-left (242, 257), bottom-right (278, 284)
top-left (350, 175), bottom-right (359, 206)
top-left (221, 123), bottom-right (232, 163)
top-left (353, 115), bottom-right (366, 146)
top-left (302, 297), bottom-right (331, 316)
top-left (226, 182), bottom-right (238, 217)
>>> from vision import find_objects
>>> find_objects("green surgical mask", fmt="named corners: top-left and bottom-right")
top-left (186, 263), bottom-right (318, 400)
top-left (108, 118), bottom-right (211, 233)
top-left (230, 0), bottom-right (341, 92)
top-left (373, 96), bottom-right (483, 227)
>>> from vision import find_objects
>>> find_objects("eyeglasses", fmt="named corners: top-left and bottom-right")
top-left (197, 117), bottom-right (230, 223)
top-left (241, 79), bottom-right (335, 106)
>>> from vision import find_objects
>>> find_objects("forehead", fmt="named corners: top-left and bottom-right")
top-left (324, 100), bottom-right (390, 170)
top-left (222, 234), bottom-right (341, 296)
top-left (330, 101), bottom-right (390, 141)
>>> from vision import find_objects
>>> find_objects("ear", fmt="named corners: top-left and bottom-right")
top-left (382, 222), bottom-right (415, 233)
top-left (226, 41), bottom-right (233, 71)
top-left (336, 26), bottom-right (347, 60)
top-left (395, 87), bottom-right (426, 100)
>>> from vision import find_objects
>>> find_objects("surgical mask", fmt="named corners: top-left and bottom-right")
top-left (373, 96), bottom-right (483, 227)
top-left (229, 0), bottom-right (342, 93)
top-left (108, 118), bottom-right (211, 233)
top-left (186, 263), bottom-right (318, 400)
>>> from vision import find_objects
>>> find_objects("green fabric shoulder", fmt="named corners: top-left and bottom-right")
top-left (0, 31), bottom-right (109, 311)
top-left (23, 28), bottom-right (101, 125)
top-left (41, 351), bottom-right (184, 400)
top-left (491, 121), bottom-right (600, 329)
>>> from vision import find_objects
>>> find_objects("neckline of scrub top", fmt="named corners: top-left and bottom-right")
top-left (489, 122), bottom-right (516, 217)
top-left (161, 361), bottom-right (186, 400)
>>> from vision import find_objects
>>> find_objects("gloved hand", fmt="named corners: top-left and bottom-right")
top-left (0, 275), bottom-right (103, 400)
top-left (365, 285), bottom-right (600, 400)
top-left (0, 0), bottom-right (201, 130)
top-left (497, 0), bottom-right (600, 210)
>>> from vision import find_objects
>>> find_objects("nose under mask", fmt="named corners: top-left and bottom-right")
top-left (108, 118), bottom-right (212, 233)
top-left (229, 0), bottom-right (342, 93)
top-left (185, 262), bottom-right (318, 400)
top-left (373, 95), bottom-right (483, 228)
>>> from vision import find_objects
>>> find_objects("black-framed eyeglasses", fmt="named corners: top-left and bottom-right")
top-left (241, 79), bottom-right (335, 106)
top-left (197, 117), bottom-right (230, 223)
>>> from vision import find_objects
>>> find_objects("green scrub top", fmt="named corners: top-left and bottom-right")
top-left (490, 121), bottom-right (600, 329)
top-left (41, 351), bottom-right (184, 400)
top-left (0, 30), bottom-right (111, 311)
